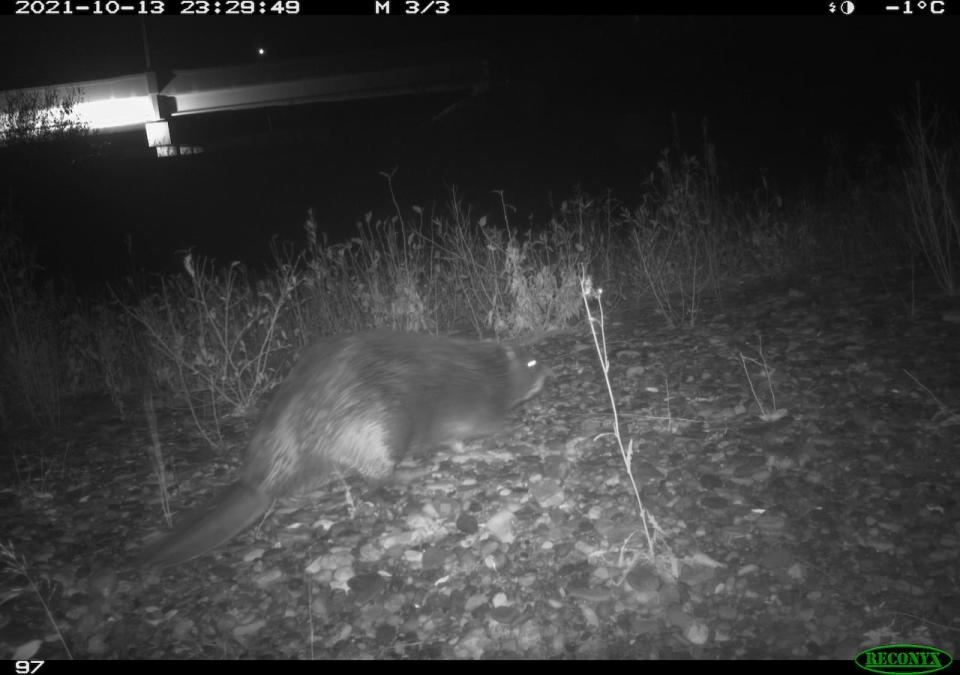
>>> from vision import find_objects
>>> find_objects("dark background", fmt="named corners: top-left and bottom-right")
top-left (0, 14), bottom-right (956, 287)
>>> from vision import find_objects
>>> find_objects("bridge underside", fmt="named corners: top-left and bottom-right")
top-left (0, 50), bottom-right (487, 157)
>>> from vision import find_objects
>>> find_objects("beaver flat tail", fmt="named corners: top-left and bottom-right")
top-left (139, 481), bottom-right (273, 568)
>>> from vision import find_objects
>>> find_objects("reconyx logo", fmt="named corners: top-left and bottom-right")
top-left (855, 644), bottom-right (953, 675)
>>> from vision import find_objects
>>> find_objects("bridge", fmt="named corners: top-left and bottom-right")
top-left (0, 47), bottom-right (488, 157)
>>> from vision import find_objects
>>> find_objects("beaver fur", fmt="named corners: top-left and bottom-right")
top-left (139, 331), bottom-right (548, 567)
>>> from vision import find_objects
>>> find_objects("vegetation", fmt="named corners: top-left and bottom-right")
top-left (0, 94), bottom-right (956, 435)
top-left (1, 90), bottom-right (957, 660)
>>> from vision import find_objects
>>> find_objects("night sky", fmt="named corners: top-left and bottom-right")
top-left (0, 13), bottom-right (956, 287)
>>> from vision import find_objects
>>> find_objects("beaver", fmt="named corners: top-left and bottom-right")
top-left (139, 330), bottom-right (549, 567)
